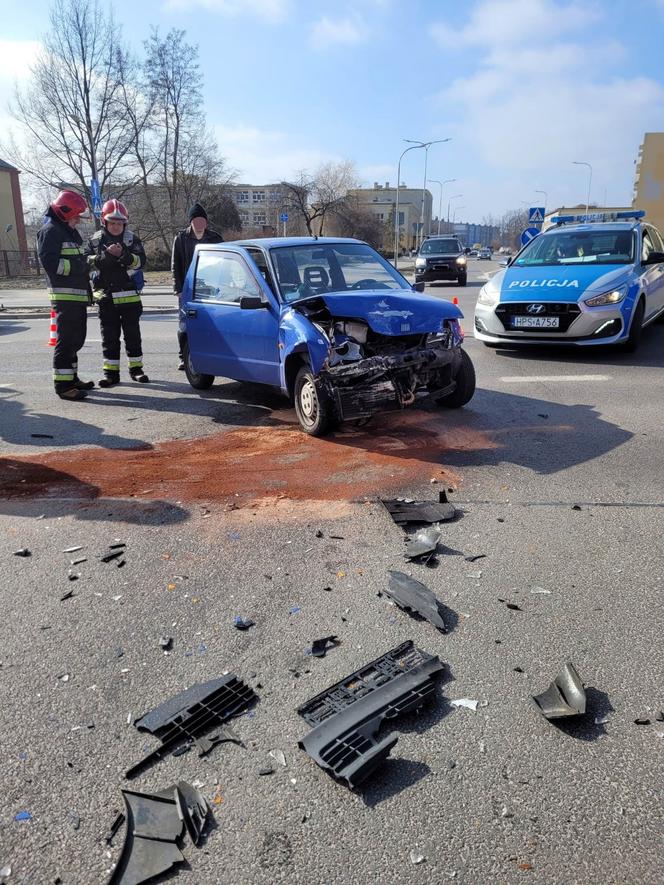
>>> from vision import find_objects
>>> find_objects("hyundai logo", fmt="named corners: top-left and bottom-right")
top-left (526, 303), bottom-right (546, 315)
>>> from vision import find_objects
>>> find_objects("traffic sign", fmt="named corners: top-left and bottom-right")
top-left (90, 178), bottom-right (102, 217)
top-left (520, 227), bottom-right (540, 246)
top-left (279, 213), bottom-right (288, 222)
top-left (528, 207), bottom-right (545, 226)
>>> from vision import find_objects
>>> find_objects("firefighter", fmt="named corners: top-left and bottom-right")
top-left (37, 190), bottom-right (94, 400)
top-left (87, 199), bottom-right (148, 387)
top-left (171, 202), bottom-right (223, 369)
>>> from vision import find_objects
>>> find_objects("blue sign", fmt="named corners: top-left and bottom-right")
top-left (279, 213), bottom-right (288, 223)
top-left (528, 207), bottom-right (545, 226)
top-left (520, 227), bottom-right (540, 246)
top-left (90, 178), bottom-right (102, 217)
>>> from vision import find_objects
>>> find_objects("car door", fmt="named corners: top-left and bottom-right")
top-left (643, 225), bottom-right (664, 317)
top-left (183, 246), bottom-right (281, 384)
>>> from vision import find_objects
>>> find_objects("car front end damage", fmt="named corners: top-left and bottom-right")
top-left (293, 297), bottom-right (467, 421)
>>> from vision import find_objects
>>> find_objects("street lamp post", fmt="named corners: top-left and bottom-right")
top-left (405, 137), bottom-right (450, 253)
top-left (572, 161), bottom-right (592, 217)
top-left (394, 142), bottom-right (426, 267)
top-left (447, 193), bottom-right (463, 228)
top-left (452, 206), bottom-right (465, 225)
top-left (428, 178), bottom-right (456, 235)
top-left (534, 189), bottom-right (548, 210)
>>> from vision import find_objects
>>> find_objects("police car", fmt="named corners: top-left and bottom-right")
top-left (474, 211), bottom-right (664, 351)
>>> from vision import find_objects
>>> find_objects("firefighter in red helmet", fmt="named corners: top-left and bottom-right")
top-left (86, 199), bottom-right (148, 386)
top-left (37, 190), bottom-right (94, 400)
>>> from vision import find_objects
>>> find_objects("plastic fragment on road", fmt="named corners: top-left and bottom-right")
top-left (410, 850), bottom-right (426, 865)
top-left (0, 865), bottom-right (10, 879)
top-left (403, 526), bottom-right (440, 563)
top-left (533, 663), bottom-right (586, 719)
top-left (159, 636), bottom-right (173, 651)
top-left (269, 749), bottom-right (286, 767)
top-left (386, 571), bottom-right (448, 633)
top-left (60, 589), bottom-right (75, 601)
top-left (13, 549), bottom-right (31, 557)
top-left (233, 616), bottom-right (255, 631)
top-left (125, 675), bottom-right (257, 779)
top-left (108, 780), bottom-right (210, 885)
top-left (451, 698), bottom-right (478, 712)
top-left (464, 554), bottom-right (486, 563)
top-left (381, 491), bottom-right (457, 525)
top-left (297, 640), bottom-right (443, 788)
top-left (634, 718), bottom-right (651, 725)
top-left (309, 636), bottom-right (340, 658)
top-left (63, 546), bottom-right (83, 553)
top-left (289, 606), bottom-right (301, 615)
top-left (14, 812), bottom-right (31, 822)
top-left (498, 598), bottom-right (523, 611)
top-left (71, 557), bottom-right (87, 566)
top-left (101, 549), bottom-right (124, 564)
top-left (530, 587), bottom-right (551, 595)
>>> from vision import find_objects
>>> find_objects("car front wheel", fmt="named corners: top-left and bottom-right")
top-left (183, 340), bottom-right (215, 390)
top-left (457, 272), bottom-right (467, 286)
top-left (621, 299), bottom-right (645, 353)
top-left (435, 349), bottom-right (476, 407)
top-left (293, 366), bottom-right (336, 436)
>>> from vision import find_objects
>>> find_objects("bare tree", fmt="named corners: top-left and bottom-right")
top-left (330, 195), bottom-right (384, 250)
top-left (282, 161), bottom-right (358, 236)
top-left (7, 0), bottom-right (133, 219)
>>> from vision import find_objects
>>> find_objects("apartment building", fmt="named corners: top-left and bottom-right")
top-left (347, 182), bottom-right (433, 252)
top-left (226, 183), bottom-right (290, 231)
top-left (633, 132), bottom-right (664, 233)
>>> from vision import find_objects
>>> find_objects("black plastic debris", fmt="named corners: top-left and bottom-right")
top-left (315, 529), bottom-right (324, 538)
top-left (310, 636), bottom-right (340, 658)
top-left (533, 663), bottom-right (586, 719)
top-left (30, 433), bottom-right (54, 439)
top-left (125, 675), bottom-right (256, 779)
top-left (14, 548), bottom-right (31, 557)
top-left (571, 504), bottom-right (582, 511)
top-left (464, 554), bottom-right (486, 563)
top-left (108, 780), bottom-right (210, 885)
top-left (105, 812), bottom-right (125, 845)
top-left (298, 640), bottom-right (443, 788)
top-left (404, 526), bottom-right (440, 563)
top-left (101, 549), bottom-right (124, 564)
top-left (159, 636), bottom-right (173, 651)
top-left (498, 598), bottom-right (523, 612)
top-left (60, 589), bottom-right (75, 602)
top-left (382, 491), bottom-right (456, 526)
top-left (634, 718), bottom-right (651, 726)
top-left (233, 616), bottom-right (255, 631)
top-left (656, 712), bottom-right (664, 722)
top-left (386, 571), bottom-right (447, 633)
top-left (109, 542), bottom-right (126, 550)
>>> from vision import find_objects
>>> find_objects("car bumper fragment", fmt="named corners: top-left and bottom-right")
top-left (298, 640), bottom-right (443, 788)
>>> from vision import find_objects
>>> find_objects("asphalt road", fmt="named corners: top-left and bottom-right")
top-left (1, 259), bottom-right (663, 884)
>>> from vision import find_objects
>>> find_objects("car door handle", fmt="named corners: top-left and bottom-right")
top-left (186, 309), bottom-right (198, 317)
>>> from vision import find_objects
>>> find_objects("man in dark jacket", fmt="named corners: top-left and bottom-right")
top-left (86, 199), bottom-right (148, 387)
top-left (37, 190), bottom-right (94, 401)
top-left (171, 202), bottom-right (223, 369)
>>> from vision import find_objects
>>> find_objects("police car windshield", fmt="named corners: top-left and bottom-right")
top-left (420, 239), bottom-right (461, 255)
top-left (514, 230), bottom-right (636, 267)
top-left (271, 242), bottom-right (410, 302)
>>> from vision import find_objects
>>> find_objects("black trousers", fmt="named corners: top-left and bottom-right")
top-left (98, 299), bottom-right (144, 375)
top-left (53, 301), bottom-right (87, 392)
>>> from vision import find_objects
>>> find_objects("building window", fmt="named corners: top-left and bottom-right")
top-left (398, 212), bottom-right (405, 225)
top-left (253, 213), bottom-right (267, 225)
top-left (252, 191), bottom-right (266, 203)
top-left (376, 213), bottom-right (385, 221)
top-left (239, 212), bottom-right (250, 225)
top-left (236, 191), bottom-right (249, 203)
top-left (268, 191), bottom-right (281, 202)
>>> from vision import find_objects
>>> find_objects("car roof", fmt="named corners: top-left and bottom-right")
top-left (226, 236), bottom-right (366, 249)
top-left (542, 222), bottom-right (639, 235)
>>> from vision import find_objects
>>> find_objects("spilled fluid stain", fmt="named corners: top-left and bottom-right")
top-left (0, 412), bottom-right (497, 506)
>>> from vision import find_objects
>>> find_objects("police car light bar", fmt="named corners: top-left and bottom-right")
top-left (551, 210), bottom-right (646, 225)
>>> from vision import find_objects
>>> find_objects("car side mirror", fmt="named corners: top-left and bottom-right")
top-left (412, 281), bottom-right (425, 293)
top-left (499, 259), bottom-right (509, 267)
top-left (643, 250), bottom-right (664, 266)
top-left (240, 295), bottom-right (266, 309)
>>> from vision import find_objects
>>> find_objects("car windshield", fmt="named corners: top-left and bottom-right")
top-left (514, 229), bottom-right (636, 267)
top-left (270, 242), bottom-right (410, 302)
top-left (419, 239), bottom-right (460, 255)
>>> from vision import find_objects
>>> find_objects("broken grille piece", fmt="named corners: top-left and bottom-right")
top-left (533, 663), bottom-right (586, 719)
top-left (386, 571), bottom-right (447, 632)
top-left (403, 526), bottom-right (441, 562)
top-left (381, 492), bottom-right (456, 526)
top-left (298, 640), bottom-right (443, 788)
top-left (125, 676), bottom-right (256, 779)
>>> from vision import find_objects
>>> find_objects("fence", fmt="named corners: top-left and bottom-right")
top-left (0, 250), bottom-right (42, 279)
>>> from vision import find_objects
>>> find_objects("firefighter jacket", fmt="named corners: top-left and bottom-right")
top-left (171, 227), bottom-right (223, 294)
top-left (37, 209), bottom-right (91, 303)
top-left (86, 228), bottom-right (146, 305)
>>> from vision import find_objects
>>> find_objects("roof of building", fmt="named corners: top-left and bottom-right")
top-left (0, 158), bottom-right (20, 172)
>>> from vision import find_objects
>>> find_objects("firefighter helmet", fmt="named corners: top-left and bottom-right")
top-left (101, 199), bottom-right (129, 225)
top-left (50, 190), bottom-right (89, 222)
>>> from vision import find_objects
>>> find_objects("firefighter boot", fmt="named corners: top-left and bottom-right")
top-left (129, 368), bottom-right (150, 383)
top-left (98, 372), bottom-right (121, 388)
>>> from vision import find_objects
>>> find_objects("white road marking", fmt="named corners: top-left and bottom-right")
top-left (499, 374), bottom-right (612, 383)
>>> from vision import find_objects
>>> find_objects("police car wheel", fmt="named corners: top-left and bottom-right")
top-left (294, 366), bottom-right (335, 436)
top-left (183, 340), bottom-right (215, 390)
top-left (621, 299), bottom-right (645, 353)
top-left (435, 349), bottom-right (476, 408)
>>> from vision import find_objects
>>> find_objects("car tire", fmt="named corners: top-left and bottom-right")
top-left (183, 340), bottom-right (215, 390)
top-left (457, 273), bottom-right (467, 286)
top-left (293, 365), bottom-right (336, 436)
top-left (435, 349), bottom-right (476, 407)
top-left (621, 298), bottom-right (645, 353)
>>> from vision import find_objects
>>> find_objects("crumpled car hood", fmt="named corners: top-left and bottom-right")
top-left (293, 290), bottom-right (463, 336)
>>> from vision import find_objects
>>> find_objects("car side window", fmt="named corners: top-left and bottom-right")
top-left (194, 251), bottom-right (261, 304)
top-left (245, 247), bottom-right (277, 296)
top-left (641, 229), bottom-right (654, 263)
top-left (648, 226), bottom-right (664, 253)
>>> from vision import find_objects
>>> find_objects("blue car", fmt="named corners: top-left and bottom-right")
top-left (181, 237), bottom-right (475, 435)
top-left (474, 211), bottom-right (664, 351)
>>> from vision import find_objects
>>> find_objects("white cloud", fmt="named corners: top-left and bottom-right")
top-left (214, 123), bottom-right (340, 182)
top-left (165, 0), bottom-right (290, 23)
top-left (0, 39), bottom-right (41, 81)
top-left (310, 15), bottom-right (366, 49)
top-left (357, 163), bottom-right (396, 186)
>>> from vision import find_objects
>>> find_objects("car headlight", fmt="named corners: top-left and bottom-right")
top-left (415, 258), bottom-right (426, 268)
top-left (584, 285), bottom-right (627, 307)
top-left (477, 284), bottom-right (499, 307)
top-left (456, 256), bottom-right (467, 265)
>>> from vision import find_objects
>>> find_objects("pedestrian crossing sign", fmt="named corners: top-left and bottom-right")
top-left (529, 207), bottom-right (545, 225)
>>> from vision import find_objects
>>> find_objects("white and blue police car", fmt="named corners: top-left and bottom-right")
top-left (474, 211), bottom-right (664, 351)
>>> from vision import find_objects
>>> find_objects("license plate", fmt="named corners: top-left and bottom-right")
top-left (511, 316), bottom-right (560, 329)
top-left (433, 264), bottom-right (449, 271)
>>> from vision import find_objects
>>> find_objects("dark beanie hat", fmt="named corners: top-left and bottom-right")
top-left (188, 202), bottom-right (208, 222)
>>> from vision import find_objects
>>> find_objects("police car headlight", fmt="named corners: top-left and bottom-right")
top-left (584, 285), bottom-right (627, 307)
top-left (456, 256), bottom-right (467, 265)
top-left (415, 258), bottom-right (426, 269)
top-left (477, 283), bottom-right (499, 306)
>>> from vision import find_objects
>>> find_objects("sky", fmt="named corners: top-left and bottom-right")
top-left (1, 0), bottom-right (664, 222)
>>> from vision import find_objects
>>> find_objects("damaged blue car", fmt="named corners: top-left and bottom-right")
top-left (181, 237), bottom-right (475, 436)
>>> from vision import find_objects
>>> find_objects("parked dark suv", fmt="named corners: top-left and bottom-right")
top-left (414, 237), bottom-right (467, 286)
